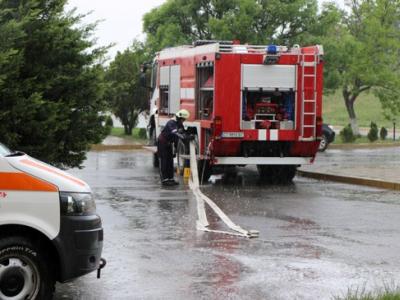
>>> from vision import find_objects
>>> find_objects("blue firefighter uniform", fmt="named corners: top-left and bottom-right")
top-left (157, 119), bottom-right (185, 185)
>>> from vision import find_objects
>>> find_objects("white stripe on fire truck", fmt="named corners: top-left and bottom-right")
top-left (180, 88), bottom-right (195, 99)
top-left (258, 130), bottom-right (267, 141)
top-left (270, 130), bottom-right (278, 141)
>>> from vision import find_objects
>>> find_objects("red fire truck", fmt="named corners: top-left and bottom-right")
top-left (147, 41), bottom-right (324, 183)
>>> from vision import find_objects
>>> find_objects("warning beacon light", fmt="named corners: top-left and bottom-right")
top-left (266, 45), bottom-right (277, 55)
top-left (264, 45), bottom-right (279, 64)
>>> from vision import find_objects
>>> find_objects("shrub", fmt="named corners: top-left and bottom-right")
top-left (138, 128), bottom-right (147, 139)
top-left (367, 122), bottom-right (378, 142)
top-left (104, 115), bottom-right (113, 135)
top-left (339, 124), bottom-right (356, 143)
top-left (380, 127), bottom-right (388, 140)
top-left (105, 115), bottom-right (114, 128)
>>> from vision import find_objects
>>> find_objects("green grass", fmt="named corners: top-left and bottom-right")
top-left (323, 90), bottom-right (394, 128)
top-left (333, 136), bottom-right (400, 145)
top-left (334, 286), bottom-right (400, 300)
top-left (110, 127), bottom-right (147, 142)
top-left (335, 292), bottom-right (400, 300)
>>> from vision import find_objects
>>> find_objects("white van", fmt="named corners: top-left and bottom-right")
top-left (0, 142), bottom-right (105, 299)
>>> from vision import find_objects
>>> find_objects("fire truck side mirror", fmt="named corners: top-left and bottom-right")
top-left (140, 72), bottom-right (147, 87)
top-left (140, 63), bottom-right (152, 89)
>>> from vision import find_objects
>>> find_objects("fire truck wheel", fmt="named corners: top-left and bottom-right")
top-left (257, 165), bottom-right (272, 181)
top-left (0, 236), bottom-right (55, 300)
top-left (268, 165), bottom-right (296, 184)
top-left (198, 160), bottom-right (212, 183)
top-left (151, 131), bottom-right (159, 168)
top-left (153, 153), bottom-right (159, 168)
top-left (257, 165), bottom-right (296, 184)
top-left (278, 165), bottom-right (297, 183)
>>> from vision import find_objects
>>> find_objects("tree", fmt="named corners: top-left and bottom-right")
top-left (143, 0), bottom-right (318, 53)
top-left (320, 0), bottom-right (400, 134)
top-left (105, 42), bottom-right (148, 135)
top-left (0, 0), bottom-right (109, 168)
top-left (0, 3), bottom-right (26, 147)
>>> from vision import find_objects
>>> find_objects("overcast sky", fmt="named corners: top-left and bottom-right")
top-left (66, 0), bottom-right (346, 60)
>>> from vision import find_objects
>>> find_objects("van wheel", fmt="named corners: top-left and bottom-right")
top-left (0, 236), bottom-right (55, 300)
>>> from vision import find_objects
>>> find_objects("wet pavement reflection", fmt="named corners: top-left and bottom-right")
top-left (55, 150), bottom-right (400, 300)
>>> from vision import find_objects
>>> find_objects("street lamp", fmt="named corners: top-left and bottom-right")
top-left (393, 119), bottom-right (396, 141)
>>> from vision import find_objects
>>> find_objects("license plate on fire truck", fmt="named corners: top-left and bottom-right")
top-left (221, 132), bottom-right (244, 138)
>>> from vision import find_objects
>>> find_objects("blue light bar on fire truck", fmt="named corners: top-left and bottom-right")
top-left (263, 44), bottom-right (280, 65)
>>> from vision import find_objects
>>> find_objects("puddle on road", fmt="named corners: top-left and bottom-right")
top-left (57, 151), bottom-right (400, 300)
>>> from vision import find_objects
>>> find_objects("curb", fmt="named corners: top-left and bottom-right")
top-left (297, 170), bottom-right (400, 191)
top-left (91, 144), bottom-right (144, 151)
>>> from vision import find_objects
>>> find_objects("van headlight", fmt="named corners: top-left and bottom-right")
top-left (60, 192), bottom-right (96, 216)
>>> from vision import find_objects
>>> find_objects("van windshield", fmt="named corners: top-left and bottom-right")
top-left (0, 143), bottom-right (12, 157)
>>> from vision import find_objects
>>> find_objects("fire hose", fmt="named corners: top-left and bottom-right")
top-left (188, 141), bottom-right (259, 238)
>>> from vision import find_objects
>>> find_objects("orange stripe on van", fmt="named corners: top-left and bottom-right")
top-left (0, 173), bottom-right (58, 192)
top-left (19, 159), bottom-right (86, 187)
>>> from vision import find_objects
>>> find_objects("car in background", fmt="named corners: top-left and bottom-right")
top-left (319, 124), bottom-right (335, 152)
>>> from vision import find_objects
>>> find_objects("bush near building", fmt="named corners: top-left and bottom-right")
top-left (380, 127), bottom-right (388, 140)
top-left (367, 122), bottom-right (379, 142)
top-left (340, 124), bottom-right (356, 143)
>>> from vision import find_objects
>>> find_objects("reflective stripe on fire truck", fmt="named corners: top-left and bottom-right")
top-left (258, 129), bottom-right (278, 141)
top-left (270, 130), bottom-right (278, 141)
top-left (258, 129), bottom-right (267, 141)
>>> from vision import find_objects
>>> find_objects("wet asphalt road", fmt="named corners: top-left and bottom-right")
top-left (55, 150), bottom-right (400, 300)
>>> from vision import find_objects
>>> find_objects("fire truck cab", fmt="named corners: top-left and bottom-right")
top-left (148, 41), bottom-right (324, 183)
top-left (0, 142), bottom-right (104, 299)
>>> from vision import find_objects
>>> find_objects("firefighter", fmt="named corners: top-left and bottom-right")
top-left (157, 109), bottom-right (193, 186)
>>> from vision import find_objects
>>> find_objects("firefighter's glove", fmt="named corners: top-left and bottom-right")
top-left (176, 133), bottom-right (186, 140)
top-left (186, 134), bottom-right (195, 141)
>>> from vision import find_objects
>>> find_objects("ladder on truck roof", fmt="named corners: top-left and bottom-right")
top-left (300, 53), bottom-right (318, 141)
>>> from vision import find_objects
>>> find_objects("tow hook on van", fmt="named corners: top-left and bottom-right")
top-left (97, 258), bottom-right (107, 278)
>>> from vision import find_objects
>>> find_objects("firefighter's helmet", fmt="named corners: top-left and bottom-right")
top-left (175, 109), bottom-right (190, 119)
